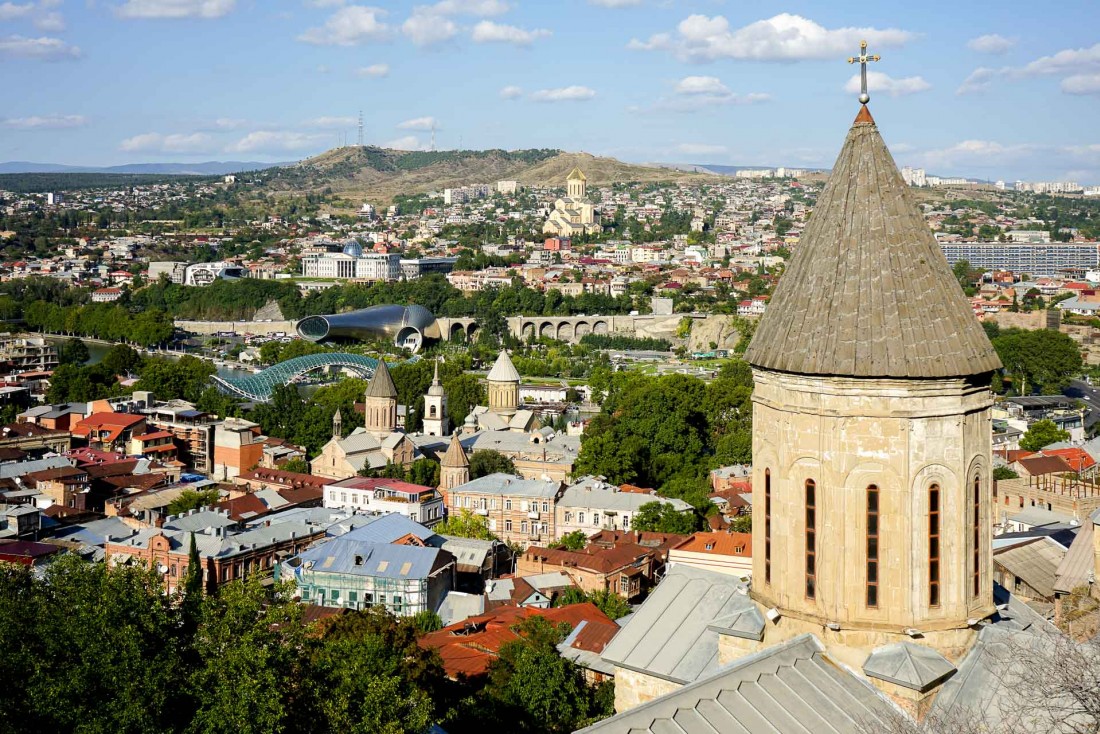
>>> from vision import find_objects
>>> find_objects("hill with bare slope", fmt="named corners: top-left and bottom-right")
top-left (258, 146), bottom-right (720, 203)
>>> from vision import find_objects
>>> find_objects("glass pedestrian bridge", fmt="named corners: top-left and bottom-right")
top-left (212, 352), bottom-right (393, 402)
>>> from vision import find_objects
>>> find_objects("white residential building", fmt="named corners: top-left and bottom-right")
top-left (323, 476), bottom-right (445, 527)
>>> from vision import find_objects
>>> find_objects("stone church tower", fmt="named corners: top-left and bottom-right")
top-left (566, 166), bottom-right (586, 199)
top-left (742, 104), bottom-right (1003, 664)
top-left (486, 350), bottom-right (520, 417)
top-left (364, 359), bottom-right (398, 440)
top-left (439, 432), bottom-right (469, 503)
top-left (423, 358), bottom-right (448, 437)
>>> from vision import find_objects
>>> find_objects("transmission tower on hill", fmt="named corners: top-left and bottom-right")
top-left (357, 110), bottom-right (364, 147)
top-left (430, 120), bottom-right (437, 152)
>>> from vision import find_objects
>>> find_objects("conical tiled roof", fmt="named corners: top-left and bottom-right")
top-left (743, 107), bottom-right (1001, 378)
top-left (442, 432), bottom-right (468, 468)
top-left (365, 359), bottom-right (397, 399)
top-left (487, 350), bottom-right (520, 383)
top-left (567, 167), bottom-right (587, 181)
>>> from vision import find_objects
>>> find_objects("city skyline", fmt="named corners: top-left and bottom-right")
top-left (2, 0), bottom-right (1099, 182)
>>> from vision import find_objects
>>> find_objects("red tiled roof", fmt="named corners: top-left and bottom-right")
top-left (132, 430), bottom-right (174, 441)
top-left (1039, 448), bottom-right (1096, 472)
top-left (1017, 455), bottom-right (1074, 476)
top-left (332, 476), bottom-right (433, 495)
top-left (673, 531), bottom-right (752, 557)
top-left (419, 602), bottom-right (612, 679)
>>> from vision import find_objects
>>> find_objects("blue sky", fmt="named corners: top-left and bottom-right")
top-left (2, 0), bottom-right (1099, 183)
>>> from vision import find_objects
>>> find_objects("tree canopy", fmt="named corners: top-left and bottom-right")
top-left (1020, 419), bottom-right (1071, 452)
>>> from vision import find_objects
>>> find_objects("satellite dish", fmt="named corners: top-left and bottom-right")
top-left (157, 564), bottom-right (168, 575)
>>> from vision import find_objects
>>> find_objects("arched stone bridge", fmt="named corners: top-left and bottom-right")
top-left (437, 314), bottom-right (697, 344)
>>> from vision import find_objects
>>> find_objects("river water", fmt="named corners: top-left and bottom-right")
top-left (43, 337), bottom-right (256, 383)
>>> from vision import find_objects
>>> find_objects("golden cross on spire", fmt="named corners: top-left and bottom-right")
top-left (847, 40), bottom-right (880, 105)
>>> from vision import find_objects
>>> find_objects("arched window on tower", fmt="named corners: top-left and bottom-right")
top-left (929, 483), bottom-right (941, 607)
top-left (765, 469), bottom-right (772, 585)
top-left (866, 484), bottom-right (879, 608)
top-left (805, 479), bottom-right (816, 600)
top-left (973, 474), bottom-right (981, 598)
top-left (430, 405), bottom-right (437, 417)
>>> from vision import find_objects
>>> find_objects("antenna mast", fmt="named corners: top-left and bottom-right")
top-left (357, 110), bottom-right (364, 147)
top-left (430, 120), bottom-right (437, 152)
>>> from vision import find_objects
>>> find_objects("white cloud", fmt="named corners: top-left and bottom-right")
top-left (590, 0), bottom-right (641, 6)
top-left (428, 0), bottom-right (508, 15)
top-left (844, 70), bottom-right (930, 97)
top-left (34, 11), bottom-right (64, 31)
top-left (499, 85), bottom-right (522, 99)
top-left (114, 0), bottom-right (235, 19)
top-left (402, 9), bottom-right (457, 46)
top-left (397, 116), bottom-right (437, 131)
top-left (0, 34), bottom-right (80, 59)
top-left (676, 143), bottom-right (727, 156)
top-left (304, 116), bottom-right (357, 129)
top-left (1063, 74), bottom-right (1100, 95)
top-left (119, 132), bottom-right (215, 153)
top-left (956, 66), bottom-right (999, 94)
top-left (3, 114), bottom-right (86, 129)
top-left (0, 2), bottom-right (34, 21)
top-left (663, 75), bottom-right (771, 109)
top-left (356, 63), bottom-right (389, 77)
top-left (530, 85), bottom-right (596, 102)
top-left (212, 117), bottom-right (249, 129)
top-left (958, 42), bottom-right (1100, 95)
top-left (299, 5), bottom-right (389, 46)
top-left (967, 34), bottom-right (1015, 55)
top-left (628, 13), bottom-right (913, 62)
top-left (226, 130), bottom-right (327, 153)
top-left (383, 135), bottom-right (428, 151)
top-left (471, 20), bottom-right (550, 45)
top-left (674, 75), bottom-right (728, 95)
top-left (306, 0), bottom-right (345, 6)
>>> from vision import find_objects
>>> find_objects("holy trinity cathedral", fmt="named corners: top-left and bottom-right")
top-left (580, 45), bottom-right (1061, 734)
top-left (543, 167), bottom-right (602, 237)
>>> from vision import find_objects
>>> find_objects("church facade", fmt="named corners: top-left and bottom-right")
top-left (543, 167), bottom-right (602, 237)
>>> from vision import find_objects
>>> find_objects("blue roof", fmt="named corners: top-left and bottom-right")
top-left (297, 537), bottom-right (448, 579)
top-left (341, 513), bottom-right (438, 545)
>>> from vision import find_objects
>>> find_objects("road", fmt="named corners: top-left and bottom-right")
top-left (1063, 379), bottom-right (1100, 431)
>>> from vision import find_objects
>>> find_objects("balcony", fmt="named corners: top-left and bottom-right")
top-left (527, 511), bottom-right (540, 520)
top-left (475, 508), bottom-right (489, 516)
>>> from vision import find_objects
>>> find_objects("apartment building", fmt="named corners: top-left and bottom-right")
top-left (446, 473), bottom-right (563, 546)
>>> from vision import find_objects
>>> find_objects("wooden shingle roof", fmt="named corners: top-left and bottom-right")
top-left (744, 107), bottom-right (1001, 378)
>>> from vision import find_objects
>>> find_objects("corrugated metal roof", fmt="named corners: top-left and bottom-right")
top-left (578, 634), bottom-right (897, 734)
top-left (296, 537), bottom-right (449, 579)
top-left (993, 537), bottom-right (1066, 598)
top-left (599, 564), bottom-right (755, 685)
top-left (1054, 520), bottom-right (1094, 594)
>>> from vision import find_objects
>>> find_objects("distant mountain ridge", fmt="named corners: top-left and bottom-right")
top-left (0, 160), bottom-right (286, 175)
top-left (260, 146), bottom-right (721, 202)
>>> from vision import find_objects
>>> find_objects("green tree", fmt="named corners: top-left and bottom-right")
top-left (469, 450), bottom-right (517, 479)
top-left (434, 509), bottom-right (497, 540)
top-left (59, 337), bottom-right (89, 365)
top-left (992, 328), bottom-right (1082, 395)
top-left (407, 458), bottom-right (441, 487)
top-left (630, 502), bottom-right (698, 534)
top-left (993, 466), bottom-right (1019, 480)
top-left (481, 616), bottom-right (599, 734)
top-left (587, 589), bottom-right (632, 621)
top-left (167, 488), bottom-right (221, 516)
top-left (281, 457), bottom-right (310, 474)
top-left (102, 343), bottom-right (144, 376)
top-left (553, 530), bottom-right (587, 551)
top-left (189, 578), bottom-right (308, 734)
top-left (1020, 419), bottom-right (1070, 452)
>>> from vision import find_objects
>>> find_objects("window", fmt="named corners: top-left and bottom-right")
top-left (505, 519), bottom-right (512, 532)
top-left (564, 512), bottom-right (572, 523)
top-left (430, 405), bottom-right (437, 417)
top-left (578, 512), bottom-right (585, 524)
top-left (929, 484), bottom-right (941, 607)
top-left (805, 479), bottom-right (816, 600)
top-left (973, 475), bottom-right (981, 597)
top-left (521, 521), bottom-right (528, 534)
top-left (349, 591), bottom-right (358, 602)
top-left (542, 501), bottom-right (549, 513)
top-left (505, 499), bottom-right (512, 510)
top-left (866, 485), bottom-right (879, 608)
top-left (765, 469), bottom-right (771, 585)
top-left (593, 513), bottom-right (601, 526)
